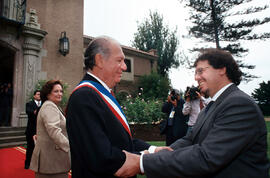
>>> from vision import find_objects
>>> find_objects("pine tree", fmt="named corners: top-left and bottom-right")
top-left (252, 80), bottom-right (270, 115)
top-left (181, 0), bottom-right (270, 81)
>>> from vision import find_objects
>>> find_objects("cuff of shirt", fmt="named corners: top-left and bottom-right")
top-left (140, 152), bottom-right (145, 173)
top-left (140, 146), bottom-right (157, 173)
top-left (148, 145), bottom-right (157, 153)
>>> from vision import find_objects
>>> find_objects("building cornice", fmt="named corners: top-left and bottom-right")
top-left (83, 35), bottom-right (157, 61)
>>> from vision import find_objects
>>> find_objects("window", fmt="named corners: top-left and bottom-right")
top-left (122, 57), bottom-right (133, 81)
top-left (124, 59), bottom-right (131, 73)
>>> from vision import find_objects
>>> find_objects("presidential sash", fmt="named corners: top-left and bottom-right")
top-left (72, 80), bottom-right (132, 137)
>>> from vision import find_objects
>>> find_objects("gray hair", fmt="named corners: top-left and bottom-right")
top-left (84, 36), bottom-right (119, 70)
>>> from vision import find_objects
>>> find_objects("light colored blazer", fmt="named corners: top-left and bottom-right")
top-left (30, 100), bottom-right (71, 174)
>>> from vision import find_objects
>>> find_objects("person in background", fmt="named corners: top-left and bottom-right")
top-left (0, 84), bottom-right (5, 126)
top-left (0, 83), bottom-right (12, 126)
top-left (24, 90), bottom-right (41, 169)
top-left (182, 86), bottom-right (209, 133)
top-left (161, 89), bottom-right (188, 146)
top-left (6, 83), bottom-right (13, 125)
top-left (30, 80), bottom-right (70, 178)
top-left (115, 48), bottom-right (269, 178)
top-left (66, 36), bottom-right (170, 178)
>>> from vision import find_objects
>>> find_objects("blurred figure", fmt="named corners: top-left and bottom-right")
top-left (0, 83), bottom-right (11, 126)
top-left (182, 86), bottom-right (209, 133)
top-left (24, 90), bottom-right (41, 169)
top-left (161, 89), bottom-right (188, 146)
top-left (30, 80), bottom-right (70, 178)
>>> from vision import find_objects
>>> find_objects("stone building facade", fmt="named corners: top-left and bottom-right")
top-left (0, 0), bottom-right (157, 127)
top-left (0, 0), bottom-right (84, 126)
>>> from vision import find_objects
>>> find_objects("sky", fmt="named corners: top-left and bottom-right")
top-left (84, 0), bottom-right (270, 95)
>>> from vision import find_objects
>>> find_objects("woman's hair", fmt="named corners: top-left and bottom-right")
top-left (40, 80), bottom-right (63, 103)
top-left (194, 48), bottom-right (242, 85)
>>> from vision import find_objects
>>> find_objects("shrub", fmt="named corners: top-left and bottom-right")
top-left (121, 95), bottom-right (166, 124)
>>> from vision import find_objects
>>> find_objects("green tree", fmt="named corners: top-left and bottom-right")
top-left (132, 11), bottom-right (180, 76)
top-left (138, 72), bottom-right (171, 101)
top-left (252, 80), bottom-right (270, 115)
top-left (181, 0), bottom-right (270, 81)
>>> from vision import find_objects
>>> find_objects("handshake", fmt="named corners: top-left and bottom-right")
top-left (114, 146), bottom-right (173, 177)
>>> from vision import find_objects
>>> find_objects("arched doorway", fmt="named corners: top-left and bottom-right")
top-left (0, 45), bottom-right (15, 126)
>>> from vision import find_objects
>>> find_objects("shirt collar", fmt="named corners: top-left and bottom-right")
top-left (211, 83), bottom-right (233, 101)
top-left (34, 100), bottom-right (41, 105)
top-left (87, 71), bottom-right (111, 93)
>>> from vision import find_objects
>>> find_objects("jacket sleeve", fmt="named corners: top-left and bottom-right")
top-left (26, 101), bottom-right (36, 118)
top-left (182, 101), bottom-right (191, 115)
top-left (132, 138), bottom-right (150, 152)
top-left (162, 102), bottom-right (172, 114)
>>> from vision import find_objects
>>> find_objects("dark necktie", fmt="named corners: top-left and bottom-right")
top-left (205, 101), bottom-right (214, 113)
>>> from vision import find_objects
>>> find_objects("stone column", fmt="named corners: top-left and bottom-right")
top-left (18, 9), bottom-right (47, 126)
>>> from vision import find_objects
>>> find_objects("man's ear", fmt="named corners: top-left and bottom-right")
top-left (95, 54), bottom-right (104, 69)
top-left (219, 67), bottom-right (226, 76)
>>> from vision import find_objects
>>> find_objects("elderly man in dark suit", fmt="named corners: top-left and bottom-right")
top-left (66, 36), bottom-right (170, 178)
top-left (115, 48), bottom-right (269, 178)
top-left (24, 90), bottom-right (41, 169)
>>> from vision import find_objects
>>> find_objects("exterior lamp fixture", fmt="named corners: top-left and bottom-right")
top-left (59, 31), bottom-right (69, 56)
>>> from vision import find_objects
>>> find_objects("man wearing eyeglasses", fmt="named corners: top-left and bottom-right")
top-left (115, 48), bottom-right (269, 178)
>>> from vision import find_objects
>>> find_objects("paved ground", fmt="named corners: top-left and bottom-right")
top-left (265, 117), bottom-right (270, 121)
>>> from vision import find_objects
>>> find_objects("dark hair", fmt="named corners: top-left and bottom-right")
top-left (84, 37), bottom-right (116, 70)
top-left (194, 48), bottom-right (242, 85)
top-left (34, 90), bottom-right (40, 95)
top-left (40, 80), bottom-right (63, 103)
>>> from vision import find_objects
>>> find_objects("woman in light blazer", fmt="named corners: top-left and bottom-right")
top-left (30, 80), bottom-right (70, 178)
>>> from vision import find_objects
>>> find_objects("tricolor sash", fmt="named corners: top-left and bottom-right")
top-left (72, 80), bottom-right (132, 137)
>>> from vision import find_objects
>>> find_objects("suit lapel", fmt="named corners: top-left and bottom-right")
top-left (32, 100), bottom-right (38, 110)
top-left (192, 84), bottom-right (239, 140)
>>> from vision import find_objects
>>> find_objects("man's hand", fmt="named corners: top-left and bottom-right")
top-left (33, 135), bottom-right (37, 144)
top-left (155, 146), bottom-right (173, 153)
top-left (196, 91), bottom-right (201, 98)
top-left (114, 150), bottom-right (141, 177)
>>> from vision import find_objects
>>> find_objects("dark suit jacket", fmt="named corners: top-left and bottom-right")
top-left (143, 84), bottom-right (269, 178)
top-left (25, 100), bottom-right (39, 136)
top-left (66, 74), bottom-right (150, 178)
top-left (162, 99), bottom-right (188, 139)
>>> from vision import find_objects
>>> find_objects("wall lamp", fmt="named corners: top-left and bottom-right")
top-left (59, 31), bottom-right (69, 56)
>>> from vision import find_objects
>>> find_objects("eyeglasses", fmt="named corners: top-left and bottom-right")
top-left (195, 67), bottom-right (209, 76)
